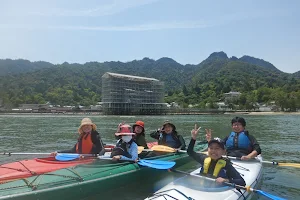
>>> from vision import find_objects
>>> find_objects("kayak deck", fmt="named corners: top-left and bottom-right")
top-left (146, 157), bottom-right (263, 200)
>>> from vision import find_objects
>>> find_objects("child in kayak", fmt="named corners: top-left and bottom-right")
top-left (150, 121), bottom-right (186, 150)
top-left (206, 117), bottom-right (261, 160)
top-left (132, 120), bottom-right (148, 149)
top-left (110, 124), bottom-right (138, 162)
top-left (52, 118), bottom-right (105, 156)
top-left (188, 124), bottom-right (246, 186)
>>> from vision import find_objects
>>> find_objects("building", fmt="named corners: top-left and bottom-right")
top-left (102, 72), bottom-right (166, 115)
top-left (224, 91), bottom-right (241, 102)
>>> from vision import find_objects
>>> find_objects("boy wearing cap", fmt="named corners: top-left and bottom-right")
top-left (188, 124), bottom-right (245, 186)
top-left (110, 124), bottom-right (138, 162)
top-left (132, 121), bottom-right (148, 149)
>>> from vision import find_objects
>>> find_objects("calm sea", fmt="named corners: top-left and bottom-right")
top-left (0, 114), bottom-right (299, 199)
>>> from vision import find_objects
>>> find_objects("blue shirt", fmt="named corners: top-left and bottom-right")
top-left (120, 141), bottom-right (138, 161)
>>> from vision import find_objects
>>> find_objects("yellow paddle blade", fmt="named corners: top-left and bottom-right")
top-left (138, 146), bottom-right (145, 154)
top-left (151, 145), bottom-right (176, 153)
top-left (278, 163), bottom-right (300, 168)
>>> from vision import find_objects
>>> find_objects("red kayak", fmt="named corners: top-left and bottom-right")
top-left (0, 144), bottom-right (116, 183)
top-left (0, 157), bottom-right (95, 183)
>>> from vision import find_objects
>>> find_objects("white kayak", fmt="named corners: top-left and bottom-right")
top-left (145, 156), bottom-right (263, 200)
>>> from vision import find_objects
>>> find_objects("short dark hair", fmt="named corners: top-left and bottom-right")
top-left (231, 117), bottom-right (246, 127)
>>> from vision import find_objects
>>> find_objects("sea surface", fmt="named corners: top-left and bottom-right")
top-left (0, 114), bottom-right (299, 200)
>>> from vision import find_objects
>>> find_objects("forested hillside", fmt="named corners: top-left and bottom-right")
top-left (0, 52), bottom-right (299, 111)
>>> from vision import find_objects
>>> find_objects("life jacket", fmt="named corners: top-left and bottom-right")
top-left (76, 132), bottom-right (94, 154)
top-left (201, 157), bottom-right (227, 178)
top-left (110, 139), bottom-right (133, 158)
top-left (158, 132), bottom-right (181, 148)
top-left (225, 131), bottom-right (251, 152)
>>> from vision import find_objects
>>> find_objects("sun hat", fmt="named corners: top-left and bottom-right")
top-left (132, 120), bottom-right (145, 131)
top-left (208, 137), bottom-right (225, 149)
top-left (162, 120), bottom-right (176, 131)
top-left (115, 124), bottom-right (135, 136)
top-left (78, 118), bottom-right (97, 134)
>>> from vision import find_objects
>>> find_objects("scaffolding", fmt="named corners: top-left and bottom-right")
top-left (102, 72), bottom-right (167, 115)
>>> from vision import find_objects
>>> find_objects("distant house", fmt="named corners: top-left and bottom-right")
top-left (224, 91), bottom-right (241, 102)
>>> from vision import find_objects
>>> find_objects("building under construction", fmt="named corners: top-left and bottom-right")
top-left (102, 72), bottom-right (167, 115)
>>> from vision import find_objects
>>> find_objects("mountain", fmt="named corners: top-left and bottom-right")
top-left (238, 55), bottom-right (280, 72)
top-left (0, 59), bottom-right (54, 76)
top-left (0, 52), bottom-right (299, 111)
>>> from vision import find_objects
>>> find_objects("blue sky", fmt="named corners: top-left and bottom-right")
top-left (0, 0), bottom-right (299, 73)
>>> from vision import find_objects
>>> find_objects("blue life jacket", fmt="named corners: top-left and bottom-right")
top-left (158, 132), bottom-right (180, 148)
top-left (225, 131), bottom-right (251, 152)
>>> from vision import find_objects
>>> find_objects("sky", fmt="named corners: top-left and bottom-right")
top-left (0, 0), bottom-right (299, 73)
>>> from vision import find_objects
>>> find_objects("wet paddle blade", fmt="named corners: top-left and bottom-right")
top-left (55, 153), bottom-right (80, 161)
top-left (151, 145), bottom-right (176, 153)
top-left (256, 190), bottom-right (287, 200)
top-left (138, 159), bottom-right (175, 169)
top-left (278, 163), bottom-right (300, 168)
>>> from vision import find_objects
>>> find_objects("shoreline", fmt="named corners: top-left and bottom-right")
top-left (1, 111), bottom-right (300, 115)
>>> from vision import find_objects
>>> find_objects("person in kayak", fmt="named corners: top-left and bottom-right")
top-left (206, 117), bottom-right (261, 160)
top-left (110, 124), bottom-right (138, 162)
top-left (188, 124), bottom-right (246, 186)
top-left (150, 121), bottom-right (186, 150)
top-left (132, 120), bottom-right (148, 149)
top-left (51, 118), bottom-right (105, 156)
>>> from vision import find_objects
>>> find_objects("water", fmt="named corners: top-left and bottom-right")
top-left (0, 114), bottom-right (299, 199)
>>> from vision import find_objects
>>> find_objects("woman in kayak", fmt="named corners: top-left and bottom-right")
top-left (206, 117), bottom-right (261, 160)
top-left (110, 124), bottom-right (138, 162)
top-left (51, 118), bottom-right (105, 156)
top-left (150, 121), bottom-right (186, 150)
top-left (132, 120), bottom-right (148, 149)
top-left (188, 124), bottom-right (246, 186)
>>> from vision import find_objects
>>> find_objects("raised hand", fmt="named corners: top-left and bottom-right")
top-left (191, 124), bottom-right (201, 140)
top-left (205, 129), bottom-right (212, 141)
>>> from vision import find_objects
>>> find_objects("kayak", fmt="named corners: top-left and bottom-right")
top-left (0, 143), bottom-right (208, 200)
top-left (145, 156), bottom-right (263, 200)
top-left (0, 144), bottom-right (116, 183)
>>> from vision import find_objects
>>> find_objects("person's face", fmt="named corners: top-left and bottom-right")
top-left (208, 143), bottom-right (225, 160)
top-left (163, 124), bottom-right (173, 134)
top-left (232, 122), bottom-right (244, 133)
top-left (134, 126), bottom-right (143, 134)
top-left (82, 125), bottom-right (92, 133)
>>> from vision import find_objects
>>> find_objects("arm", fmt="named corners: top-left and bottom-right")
top-left (177, 135), bottom-right (186, 150)
top-left (120, 143), bottom-right (138, 161)
top-left (187, 138), bottom-right (205, 164)
top-left (225, 161), bottom-right (246, 186)
top-left (91, 131), bottom-right (105, 155)
top-left (241, 134), bottom-right (261, 160)
top-left (150, 130), bottom-right (160, 139)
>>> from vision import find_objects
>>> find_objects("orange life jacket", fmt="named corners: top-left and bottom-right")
top-left (76, 133), bottom-right (94, 154)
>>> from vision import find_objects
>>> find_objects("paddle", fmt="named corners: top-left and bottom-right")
top-left (149, 145), bottom-right (207, 154)
top-left (98, 156), bottom-right (176, 170)
top-left (170, 169), bottom-right (286, 200)
top-left (225, 156), bottom-right (300, 168)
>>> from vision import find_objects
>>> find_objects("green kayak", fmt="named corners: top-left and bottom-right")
top-left (0, 143), bottom-right (207, 200)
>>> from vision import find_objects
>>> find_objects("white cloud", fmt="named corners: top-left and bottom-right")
top-left (3, 0), bottom-right (161, 17)
top-left (0, 20), bottom-right (210, 31)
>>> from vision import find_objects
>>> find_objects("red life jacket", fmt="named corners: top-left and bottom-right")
top-left (76, 133), bottom-right (94, 154)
